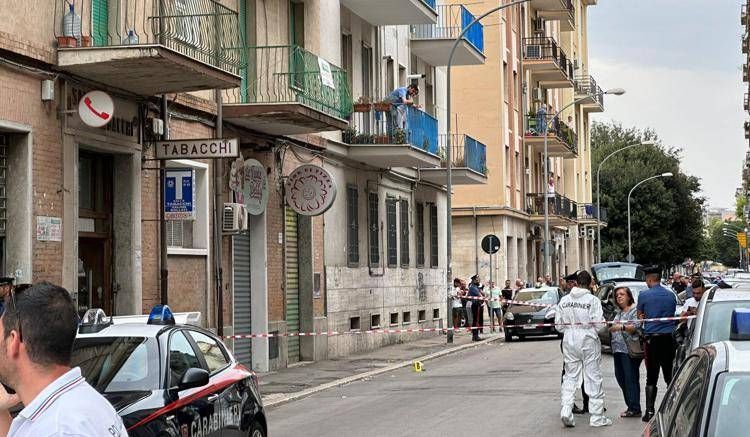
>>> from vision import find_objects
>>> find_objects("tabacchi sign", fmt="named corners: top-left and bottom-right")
top-left (155, 138), bottom-right (239, 160)
top-left (285, 165), bottom-right (337, 216)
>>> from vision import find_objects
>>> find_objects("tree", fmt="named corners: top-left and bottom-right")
top-left (706, 218), bottom-right (743, 267)
top-left (592, 122), bottom-right (706, 267)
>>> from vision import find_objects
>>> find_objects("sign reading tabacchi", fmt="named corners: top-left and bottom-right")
top-left (285, 165), bottom-right (337, 216)
top-left (155, 138), bottom-right (239, 160)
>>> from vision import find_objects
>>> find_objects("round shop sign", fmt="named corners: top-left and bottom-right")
top-left (285, 164), bottom-right (337, 216)
top-left (242, 159), bottom-right (269, 215)
top-left (78, 90), bottom-right (114, 128)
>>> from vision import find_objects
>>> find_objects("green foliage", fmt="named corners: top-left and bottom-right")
top-left (736, 194), bottom-right (747, 220)
top-left (706, 218), bottom-right (744, 267)
top-left (592, 121), bottom-right (706, 267)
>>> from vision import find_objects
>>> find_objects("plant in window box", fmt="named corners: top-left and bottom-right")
top-left (343, 125), bottom-right (357, 143)
top-left (373, 100), bottom-right (392, 112)
top-left (392, 128), bottom-right (407, 145)
top-left (352, 96), bottom-right (372, 113)
top-left (437, 147), bottom-right (446, 163)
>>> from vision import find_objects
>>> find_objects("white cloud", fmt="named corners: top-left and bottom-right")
top-left (590, 57), bottom-right (746, 208)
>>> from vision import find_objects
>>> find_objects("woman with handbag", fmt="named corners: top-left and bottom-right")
top-left (608, 286), bottom-right (643, 418)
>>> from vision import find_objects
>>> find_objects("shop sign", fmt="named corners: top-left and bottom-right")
top-left (164, 168), bottom-right (195, 220)
top-left (68, 86), bottom-right (138, 139)
top-left (285, 164), bottom-right (337, 216)
top-left (78, 90), bottom-right (114, 128)
top-left (242, 159), bottom-right (268, 215)
top-left (36, 216), bottom-right (62, 242)
top-left (156, 138), bottom-right (239, 160)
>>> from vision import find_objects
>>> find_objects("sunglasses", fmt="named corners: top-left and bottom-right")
top-left (6, 284), bottom-right (31, 342)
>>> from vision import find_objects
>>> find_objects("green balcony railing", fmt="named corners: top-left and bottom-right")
top-left (54, 0), bottom-right (245, 76)
top-left (225, 45), bottom-right (352, 120)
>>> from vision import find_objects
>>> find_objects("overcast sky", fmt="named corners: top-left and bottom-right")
top-left (588, 0), bottom-right (746, 209)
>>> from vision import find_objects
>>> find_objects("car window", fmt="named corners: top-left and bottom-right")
top-left (169, 331), bottom-right (201, 387)
top-left (515, 289), bottom-right (559, 304)
top-left (188, 330), bottom-right (230, 374)
top-left (669, 355), bottom-right (709, 436)
top-left (700, 301), bottom-right (750, 345)
top-left (660, 355), bottom-right (701, 428)
top-left (709, 373), bottom-right (750, 435)
top-left (596, 285), bottom-right (611, 301)
top-left (72, 336), bottom-right (160, 394)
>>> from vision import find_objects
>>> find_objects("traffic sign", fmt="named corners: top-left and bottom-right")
top-left (481, 234), bottom-right (501, 255)
top-left (740, 233), bottom-right (748, 249)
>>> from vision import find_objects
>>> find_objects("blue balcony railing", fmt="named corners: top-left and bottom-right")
top-left (411, 4), bottom-right (484, 54)
top-left (422, 0), bottom-right (437, 10)
top-left (344, 104), bottom-right (438, 155)
top-left (440, 134), bottom-right (486, 175)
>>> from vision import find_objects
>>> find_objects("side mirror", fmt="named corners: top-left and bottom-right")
top-left (178, 367), bottom-right (209, 392)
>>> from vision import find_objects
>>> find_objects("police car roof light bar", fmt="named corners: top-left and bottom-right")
top-left (730, 308), bottom-right (750, 341)
top-left (148, 305), bottom-right (176, 326)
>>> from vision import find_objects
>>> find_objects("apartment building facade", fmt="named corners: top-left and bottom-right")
top-left (0, 0), bottom-right (490, 371)
top-left (449, 0), bottom-right (605, 284)
top-left (742, 1), bottom-right (750, 218)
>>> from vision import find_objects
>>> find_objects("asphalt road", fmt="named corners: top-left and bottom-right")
top-left (268, 337), bottom-right (653, 437)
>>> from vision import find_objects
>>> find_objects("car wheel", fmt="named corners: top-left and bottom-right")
top-left (504, 331), bottom-right (513, 342)
top-left (250, 422), bottom-right (266, 437)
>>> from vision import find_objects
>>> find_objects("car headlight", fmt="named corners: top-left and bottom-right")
top-left (504, 312), bottom-right (514, 320)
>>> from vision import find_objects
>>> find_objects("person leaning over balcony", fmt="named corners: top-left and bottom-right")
top-left (387, 84), bottom-right (419, 136)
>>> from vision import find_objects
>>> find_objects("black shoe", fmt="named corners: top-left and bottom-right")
top-left (643, 385), bottom-right (657, 422)
top-left (572, 404), bottom-right (587, 415)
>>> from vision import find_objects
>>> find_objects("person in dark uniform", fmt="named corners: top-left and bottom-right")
top-left (0, 277), bottom-right (13, 315)
top-left (637, 266), bottom-right (678, 422)
top-left (559, 271), bottom-right (589, 414)
top-left (468, 275), bottom-right (485, 341)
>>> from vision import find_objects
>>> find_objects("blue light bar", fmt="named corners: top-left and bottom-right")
top-left (730, 308), bottom-right (750, 341)
top-left (148, 305), bottom-right (175, 326)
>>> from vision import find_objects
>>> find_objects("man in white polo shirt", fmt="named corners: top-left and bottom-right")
top-left (0, 282), bottom-right (126, 436)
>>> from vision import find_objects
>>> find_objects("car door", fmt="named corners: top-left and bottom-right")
top-left (651, 353), bottom-right (707, 436)
top-left (168, 330), bottom-right (221, 437)
top-left (598, 285), bottom-right (616, 345)
top-left (668, 354), bottom-right (710, 436)
top-left (186, 330), bottom-right (254, 437)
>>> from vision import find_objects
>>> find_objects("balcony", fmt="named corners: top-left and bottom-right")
top-left (578, 204), bottom-right (608, 225)
top-left (420, 134), bottom-right (488, 185)
top-left (745, 65), bottom-right (749, 83)
top-left (223, 45), bottom-right (352, 136)
top-left (524, 113), bottom-right (578, 158)
top-left (526, 193), bottom-right (578, 226)
top-left (410, 4), bottom-right (485, 66)
top-left (530, 0), bottom-right (575, 31)
top-left (744, 33), bottom-right (749, 54)
top-left (340, 0), bottom-right (437, 25)
top-left (522, 37), bottom-right (575, 89)
top-left (54, 0), bottom-right (243, 95)
top-left (574, 75), bottom-right (605, 113)
top-left (745, 93), bottom-right (749, 112)
top-left (344, 105), bottom-right (440, 168)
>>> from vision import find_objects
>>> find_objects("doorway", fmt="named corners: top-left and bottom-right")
top-left (77, 151), bottom-right (114, 315)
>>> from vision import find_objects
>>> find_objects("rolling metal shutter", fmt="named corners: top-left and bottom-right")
top-left (233, 233), bottom-right (252, 368)
top-left (285, 207), bottom-right (300, 363)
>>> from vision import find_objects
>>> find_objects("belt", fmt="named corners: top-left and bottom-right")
top-left (645, 333), bottom-right (672, 338)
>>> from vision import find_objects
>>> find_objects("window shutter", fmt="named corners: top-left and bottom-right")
top-left (386, 198), bottom-right (397, 267)
top-left (368, 192), bottom-right (380, 266)
top-left (92, 0), bottom-right (109, 46)
top-left (399, 199), bottom-right (409, 267)
top-left (416, 203), bottom-right (424, 267)
top-left (347, 186), bottom-right (359, 265)
top-left (429, 204), bottom-right (438, 268)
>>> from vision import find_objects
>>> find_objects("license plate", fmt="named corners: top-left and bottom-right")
top-left (523, 324), bottom-right (536, 330)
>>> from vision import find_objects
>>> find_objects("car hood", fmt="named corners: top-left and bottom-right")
top-left (102, 391), bottom-right (151, 412)
top-left (507, 304), bottom-right (552, 317)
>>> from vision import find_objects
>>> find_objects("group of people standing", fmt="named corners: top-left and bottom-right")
top-left (451, 276), bottom-right (524, 341)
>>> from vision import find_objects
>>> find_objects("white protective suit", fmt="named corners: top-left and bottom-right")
top-left (555, 287), bottom-right (611, 427)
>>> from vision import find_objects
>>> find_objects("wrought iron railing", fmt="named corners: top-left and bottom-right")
top-left (524, 113), bottom-right (578, 154)
top-left (344, 105), bottom-right (438, 155)
top-left (575, 75), bottom-right (605, 108)
top-left (526, 193), bottom-right (577, 219)
top-left (579, 204), bottom-right (608, 222)
top-left (563, 0), bottom-right (575, 25)
top-left (53, 0), bottom-right (244, 75)
top-left (439, 134), bottom-right (487, 175)
top-left (745, 93), bottom-right (749, 111)
top-left (223, 45), bottom-right (352, 120)
top-left (522, 36), bottom-right (573, 81)
top-left (411, 4), bottom-right (484, 54)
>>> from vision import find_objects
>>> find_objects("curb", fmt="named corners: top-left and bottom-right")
top-left (262, 335), bottom-right (503, 409)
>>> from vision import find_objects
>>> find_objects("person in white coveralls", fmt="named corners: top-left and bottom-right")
top-left (555, 270), bottom-right (612, 428)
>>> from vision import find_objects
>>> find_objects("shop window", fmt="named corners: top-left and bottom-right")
top-left (166, 160), bottom-right (209, 253)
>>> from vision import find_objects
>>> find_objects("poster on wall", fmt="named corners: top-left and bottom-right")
top-left (318, 58), bottom-right (336, 89)
top-left (242, 159), bottom-right (268, 215)
top-left (164, 168), bottom-right (195, 220)
top-left (36, 216), bottom-right (62, 241)
top-left (285, 164), bottom-right (337, 216)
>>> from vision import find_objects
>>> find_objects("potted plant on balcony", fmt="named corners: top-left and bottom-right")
top-left (343, 125), bottom-right (357, 144)
top-left (393, 128), bottom-right (407, 145)
top-left (352, 96), bottom-right (372, 113)
top-left (373, 100), bottom-right (392, 112)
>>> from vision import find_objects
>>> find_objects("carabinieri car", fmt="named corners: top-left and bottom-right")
top-left (72, 306), bottom-right (267, 437)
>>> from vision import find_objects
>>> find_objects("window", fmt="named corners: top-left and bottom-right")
top-left (709, 373), bottom-right (750, 436)
top-left (418, 310), bottom-right (426, 322)
top-left (166, 161), bottom-right (209, 252)
top-left (166, 220), bottom-right (193, 248)
top-left (429, 204), bottom-right (438, 268)
top-left (433, 309), bottom-right (440, 319)
top-left (368, 192), bottom-right (379, 266)
top-left (386, 197), bottom-right (397, 267)
top-left (169, 331), bottom-right (201, 387)
top-left (188, 331), bottom-right (229, 374)
top-left (347, 186), bottom-right (359, 266)
top-left (371, 314), bottom-right (381, 329)
top-left (386, 58), bottom-right (395, 92)
top-left (403, 311), bottom-right (411, 324)
top-left (72, 337), bottom-right (159, 394)
top-left (669, 355), bottom-right (709, 436)
top-left (416, 203), bottom-right (425, 267)
top-left (350, 316), bottom-right (361, 331)
top-left (361, 44), bottom-right (372, 99)
top-left (342, 34), bottom-right (353, 92)
top-left (661, 356), bottom-right (702, 428)
top-left (390, 312), bottom-right (399, 326)
top-left (399, 199), bottom-right (409, 267)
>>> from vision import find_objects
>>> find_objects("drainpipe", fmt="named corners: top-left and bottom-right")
top-left (159, 96), bottom-right (169, 305)
top-left (214, 89), bottom-right (225, 336)
top-left (473, 206), bottom-right (478, 274)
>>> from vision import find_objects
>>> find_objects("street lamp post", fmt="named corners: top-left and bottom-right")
top-left (541, 89), bottom-right (625, 276)
top-left (596, 140), bottom-right (656, 263)
top-left (627, 172), bottom-right (673, 262)
top-left (444, 0), bottom-right (531, 344)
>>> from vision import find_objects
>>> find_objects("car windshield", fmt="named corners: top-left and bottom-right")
top-left (700, 302), bottom-right (750, 345)
top-left (72, 336), bottom-right (160, 394)
top-left (709, 373), bottom-right (750, 435)
top-left (515, 289), bottom-right (558, 304)
top-left (593, 265), bottom-right (645, 282)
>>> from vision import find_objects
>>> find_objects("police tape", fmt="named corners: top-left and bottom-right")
top-left (224, 315), bottom-right (696, 339)
top-left (461, 295), bottom-right (555, 308)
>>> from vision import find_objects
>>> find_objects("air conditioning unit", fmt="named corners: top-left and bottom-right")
top-left (223, 203), bottom-right (248, 234)
top-left (526, 44), bottom-right (542, 59)
top-left (578, 227), bottom-right (587, 238)
top-left (588, 228), bottom-right (596, 240)
top-left (532, 87), bottom-right (544, 102)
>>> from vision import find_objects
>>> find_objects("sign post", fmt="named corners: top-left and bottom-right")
top-left (481, 234), bottom-right (501, 283)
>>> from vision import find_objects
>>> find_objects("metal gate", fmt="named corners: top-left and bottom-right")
top-left (232, 233), bottom-right (252, 368)
top-left (285, 208), bottom-right (300, 363)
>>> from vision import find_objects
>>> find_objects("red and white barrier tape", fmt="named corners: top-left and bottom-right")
top-left (224, 315), bottom-right (695, 339)
top-left (460, 295), bottom-right (555, 308)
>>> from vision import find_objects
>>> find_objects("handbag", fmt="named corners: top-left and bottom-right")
top-left (625, 331), bottom-right (645, 360)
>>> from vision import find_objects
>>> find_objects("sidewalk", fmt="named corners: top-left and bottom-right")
top-left (258, 331), bottom-right (503, 408)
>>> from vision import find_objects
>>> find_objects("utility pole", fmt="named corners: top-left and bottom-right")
top-left (159, 95), bottom-right (169, 305)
